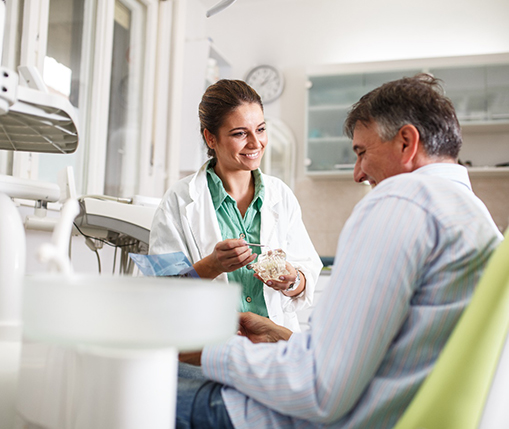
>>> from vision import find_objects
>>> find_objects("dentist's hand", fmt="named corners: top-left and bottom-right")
top-left (254, 262), bottom-right (306, 297)
top-left (193, 239), bottom-right (257, 279)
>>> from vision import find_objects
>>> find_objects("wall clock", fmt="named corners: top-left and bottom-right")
top-left (245, 65), bottom-right (284, 104)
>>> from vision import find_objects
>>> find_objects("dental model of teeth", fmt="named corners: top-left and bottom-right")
top-left (249, 249), bottom-right (290, 282)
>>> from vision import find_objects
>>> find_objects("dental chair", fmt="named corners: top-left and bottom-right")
top-left (394, 229), bottom-right (509, 429)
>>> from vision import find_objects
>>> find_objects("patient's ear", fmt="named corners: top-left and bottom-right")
top-left (398, 124), bottom-right (420, 165)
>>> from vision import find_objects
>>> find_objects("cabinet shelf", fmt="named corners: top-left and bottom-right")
top-left (305, 53), bottom-right (509, 176)
top-left (306, 166), bottom-right (509, 180)
top-left (308, 136), bottom-right (345, 143)
top-left (307, 170), bottom-right (354, 180)
top-left (467, 166), bottom-right (509, 177)
top-left (461, 121), bottom-right (509, 134)
top-left (308, 104), bottom-right (351, 112)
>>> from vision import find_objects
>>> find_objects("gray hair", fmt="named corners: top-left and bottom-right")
top-left (344, 73), bottom-right (462, 159)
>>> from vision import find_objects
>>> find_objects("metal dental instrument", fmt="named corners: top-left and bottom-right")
top-left (244, 242), bottom-right (268, 248)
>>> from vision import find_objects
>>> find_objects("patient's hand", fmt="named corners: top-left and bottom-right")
top-left (238, 312), bottom-right (293, 343)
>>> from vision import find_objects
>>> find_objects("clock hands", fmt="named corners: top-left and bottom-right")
top-left (260, 75), bottom-right (271, 87)
top-left (246, 65), bottom-right (284, 103)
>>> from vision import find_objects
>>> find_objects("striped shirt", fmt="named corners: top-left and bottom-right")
top-left (202, 163), bottom-right (503, 428)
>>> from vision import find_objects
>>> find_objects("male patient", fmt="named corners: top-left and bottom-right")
top-left (176, 74), bottom-right (503, 428)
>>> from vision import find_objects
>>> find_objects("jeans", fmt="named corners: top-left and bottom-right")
top-left (176, 362), bottom-right (234, 429)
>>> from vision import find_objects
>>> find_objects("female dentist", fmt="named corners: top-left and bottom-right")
top-left (149, 79), bottom-right (322, 331)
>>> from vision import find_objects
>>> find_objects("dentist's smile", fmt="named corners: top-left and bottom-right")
top-left (242, 151), bottom-right (260, 159)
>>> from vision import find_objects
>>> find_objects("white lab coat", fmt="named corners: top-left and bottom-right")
top-left (149, 161), bottom-right (323, 331)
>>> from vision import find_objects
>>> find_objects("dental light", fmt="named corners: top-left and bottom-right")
top-left (206, 0), bottom-right (237, 17)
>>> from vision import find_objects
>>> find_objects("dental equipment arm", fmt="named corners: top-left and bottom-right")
top-left (38, 199), bottom-right (80, 274)
top-left (206, 0), bottom-right (237, 17)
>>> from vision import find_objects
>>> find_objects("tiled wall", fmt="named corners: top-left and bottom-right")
top-left (470, 176), bottom-right (509, 232)
top-left (296, 175), bottom-right (509, 257)
top-left (295, 177), bottom-right (368, 257)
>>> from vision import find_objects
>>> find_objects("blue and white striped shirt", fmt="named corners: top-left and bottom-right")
top-left (202, 163), bottom-right (503, 428)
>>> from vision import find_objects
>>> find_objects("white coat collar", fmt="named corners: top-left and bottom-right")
top-left (186, 161), bottom-right (283, 277)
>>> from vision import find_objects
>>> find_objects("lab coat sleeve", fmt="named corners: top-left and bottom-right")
top-left (149, 165), bottom-right (226, 276)
top-left (149, 185), bottom-right (195, 262)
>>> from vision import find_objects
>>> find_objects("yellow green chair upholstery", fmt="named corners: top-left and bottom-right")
top-left (393, 229), bottom-right (509, 429)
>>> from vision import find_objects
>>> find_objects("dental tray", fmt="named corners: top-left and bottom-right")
top-left (0, 85), bottom-right (79, 154)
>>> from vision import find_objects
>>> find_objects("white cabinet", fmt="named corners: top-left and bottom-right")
top-left (430, 64), bottom-right (509, 123)
top-left (305, 70), bottom-right (420, 175)
top-left (305, 53), bottom-right (509, 178)
top-left (180, 38), bottom-right (231, 175)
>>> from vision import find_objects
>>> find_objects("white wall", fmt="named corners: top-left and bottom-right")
top-left (18, 0), bottom-right (509, 271)
top-left (196, 0), bottom-right (509, 255)
top-left (186, 0), bottom-right (208, 40)
top-left (201, 0), bottom-right (509, 177)
top-left (203, 0), bottom-right (509, 70)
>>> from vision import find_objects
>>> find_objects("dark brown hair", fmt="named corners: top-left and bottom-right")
top-left (199, 79), bottom-right (263, 158)
top-left (344, 73), bottom-right (462, 159)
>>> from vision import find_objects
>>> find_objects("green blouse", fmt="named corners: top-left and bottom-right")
top-left (206, 164), bottom-right (268, 317)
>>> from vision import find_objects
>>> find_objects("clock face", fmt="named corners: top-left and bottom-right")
top-left (245, 65), bottom-right (284, 104)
